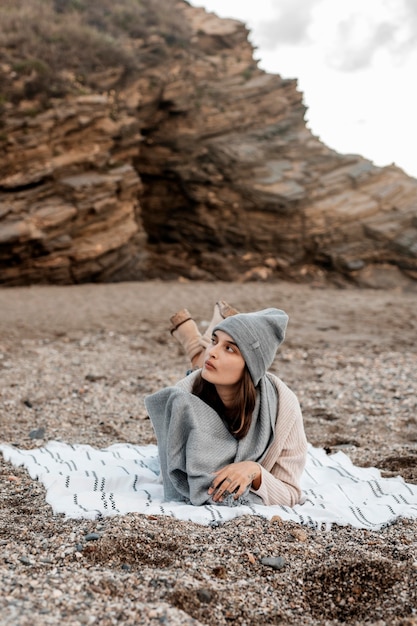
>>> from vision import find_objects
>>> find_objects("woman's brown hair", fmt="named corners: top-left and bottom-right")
top-left (191, 368), bottom-right (257, 439)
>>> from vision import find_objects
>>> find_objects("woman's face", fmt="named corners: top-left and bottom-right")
top-left (201, 330), bottom-right (246, 388)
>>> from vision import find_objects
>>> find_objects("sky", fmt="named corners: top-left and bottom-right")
top-left (188, 0), bottom-right (417, 180)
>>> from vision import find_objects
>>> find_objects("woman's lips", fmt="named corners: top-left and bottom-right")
top-left (204, 360), bottom-right (215, 371)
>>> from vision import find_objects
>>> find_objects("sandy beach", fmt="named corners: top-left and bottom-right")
top-left (0, 280), bottom-right (416, 625)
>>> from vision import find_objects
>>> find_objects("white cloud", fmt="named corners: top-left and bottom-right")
top-left (317, 0), bottom-right (417, 72)
top-left (329, 17), bottom-right (396, 71)
top-left (255, 0), bottom-right (318, 48)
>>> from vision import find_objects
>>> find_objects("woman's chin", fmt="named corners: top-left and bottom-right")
top-left (201, 367), bottom-right (214, 383)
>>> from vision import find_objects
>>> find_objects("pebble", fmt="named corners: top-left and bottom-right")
top-left (196, 588), bottom-right (212, 603)
top-left (29, 427), bottom-right (45, 439)
top-left (84, 533), bottom-right (101, 541)
top-left (290, 528), bottom-right (308, 542)
top-left (260, 556), bottom-right (286, 570)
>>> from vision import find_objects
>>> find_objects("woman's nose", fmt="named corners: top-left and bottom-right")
top-left (207, 343), bottom-right (218, 357)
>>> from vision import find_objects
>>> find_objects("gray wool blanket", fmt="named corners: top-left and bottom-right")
top-left (145, 375), bottom-right (277, 506)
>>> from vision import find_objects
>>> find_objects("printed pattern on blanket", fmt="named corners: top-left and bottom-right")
top-left (1, 442), bottom-right (416, 530)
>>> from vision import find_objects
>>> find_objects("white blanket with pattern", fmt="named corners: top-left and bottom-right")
top-left (1, 441), bottom-right (416, 530)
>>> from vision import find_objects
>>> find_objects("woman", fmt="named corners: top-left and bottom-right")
top-left (145, 303), bottom-right (307, 508)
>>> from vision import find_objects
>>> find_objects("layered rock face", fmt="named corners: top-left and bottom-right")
top-left (0, 94), bottom-right (145, 284)
top-left (1, 1), bottom-right (416, 287)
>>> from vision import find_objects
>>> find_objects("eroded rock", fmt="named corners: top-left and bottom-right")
top-left (0, 1), bottom-right (416, 289)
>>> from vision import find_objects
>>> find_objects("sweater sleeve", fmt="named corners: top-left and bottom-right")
top-left (251, 380), bottom-right (308, 507)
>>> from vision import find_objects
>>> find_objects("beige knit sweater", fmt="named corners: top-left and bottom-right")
top-left (252, 373), bottom-right (307, 506)
top-left (177, 371), bottom-right (308, 508)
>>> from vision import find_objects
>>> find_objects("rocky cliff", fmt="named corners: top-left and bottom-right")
top-left (1, 0), bottom-right (416, 288)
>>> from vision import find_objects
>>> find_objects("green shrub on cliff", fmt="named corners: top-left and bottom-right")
top-left (0, 0), bottom-right (189, 104)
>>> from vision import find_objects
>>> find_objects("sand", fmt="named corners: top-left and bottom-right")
top-left (0, 280), bottom-right (416, 625)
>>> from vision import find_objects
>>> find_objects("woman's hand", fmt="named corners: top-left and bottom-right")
top-left (208, 461), bottom-right (262, 502)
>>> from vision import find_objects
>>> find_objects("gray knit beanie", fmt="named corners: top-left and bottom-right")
top-left (213, 308), bottom-right (289, 386)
